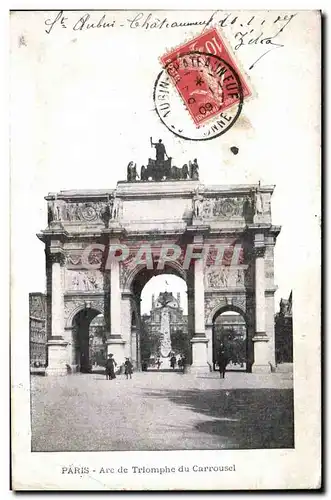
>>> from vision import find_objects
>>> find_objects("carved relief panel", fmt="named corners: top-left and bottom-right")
top-left (65, 248), bottom-right (104, 269)
top-left (205, 266), bottom-right (248, 289)
top-left (201, 197), bottom-right (248, 220)
top-left (65, 270), bottom-right (105, 292)
top-left (48, 200), bottom-right (114, 225)
top-left (264, 245), bottom-right (275, 281)
top-left (205, 296), bottom-right (227, 323)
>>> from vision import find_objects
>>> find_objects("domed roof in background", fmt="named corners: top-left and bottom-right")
top-left (154, 291), bottom-right (180, 309)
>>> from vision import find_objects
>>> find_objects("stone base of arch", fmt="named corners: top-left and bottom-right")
top-left (251, 333), bottom-right (271, 373)
top-left (106, 337), bottom-right (126, 370)
top-left (45, 337), bottom-right (69, 376)
top-left (187, 336), bottom-right (211, 374)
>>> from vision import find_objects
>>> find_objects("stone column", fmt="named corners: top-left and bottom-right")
top-left (252, 244), bottom-right (270, 373)
top-left (46, 253), bottom-right (68, 376)
top-left (131, 326), bottom-right (137, 367)
top-left (120, 292), bottom-right (132, 359)
top-left (205, 324), bottom-right (213, 368)
top-left (107, 258), bottom-right (125, 369)
top-left (136, 298), bottom-right (142, 371)
top-left (190, 254), bottom-right (210, 373)
top-left (186, 281), bottom-right (194, 365)
top-left (63, 327), bottom-right (77, 373)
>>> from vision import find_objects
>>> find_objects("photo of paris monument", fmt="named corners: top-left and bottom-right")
top-left (29, 141), bottom-right (294, 452)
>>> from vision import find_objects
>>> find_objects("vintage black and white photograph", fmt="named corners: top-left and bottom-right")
top-left (10, 8), bottom-right (321, 490)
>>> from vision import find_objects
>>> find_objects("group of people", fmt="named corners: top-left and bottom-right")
top-left (170, 354), bottom-right (186, 372)
top-left (105, 348), bottom-right (228, 380)
top-left (105, 354), bottom-right (134, 380)
top-left (154, 354), bottom-right (186, 372)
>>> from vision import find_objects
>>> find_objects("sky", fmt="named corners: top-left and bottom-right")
top-left (141, 275), bottom-right (188, 315)
top-left (10, 10), bottom-right (320, 322)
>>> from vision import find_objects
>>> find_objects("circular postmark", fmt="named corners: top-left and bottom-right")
top-left (153, 51), bottom-right (244, 141)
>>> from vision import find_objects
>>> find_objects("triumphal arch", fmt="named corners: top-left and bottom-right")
top-left (38, 152), bottom-right (281, 376)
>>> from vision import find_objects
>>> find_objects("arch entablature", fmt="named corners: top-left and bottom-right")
top-left (121, 260), bottom-right (187, 292)
top-left (205, 295), bottom-right (247, 325)
top-left (64, 298), bottom-right (104, 328)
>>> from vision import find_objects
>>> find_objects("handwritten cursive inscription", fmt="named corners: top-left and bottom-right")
top-left (45, 11), bottom-right (68, 34)
top-left (73, 13), bottom-right (116, 31)
top-left (44, 10), bottom-right (298, 69)
top-left (126, 11), bottom-right (217, 30)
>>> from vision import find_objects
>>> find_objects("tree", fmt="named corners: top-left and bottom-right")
top-left (170, 328), bottom-right (190, 358)
top-left (140, 316), bottom-right (160, 361)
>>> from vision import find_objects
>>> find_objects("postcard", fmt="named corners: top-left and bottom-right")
top-left (10, 9), bottom-right (321, 490)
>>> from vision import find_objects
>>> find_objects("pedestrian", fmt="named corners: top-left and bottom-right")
top-left (105, 353), bottom-right (117, 380)
top-left (178, 354), bottom-right (185, 373)
top-left (156, 358), bottom-right (162, 370)
top-left (170, 354), bottom-right (176, 370)
top-left (218, 344), bottom-right (229, 379)
top-left (124, 357), bottom-right (133, 379)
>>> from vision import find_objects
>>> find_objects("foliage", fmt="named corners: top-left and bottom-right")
top-left (140, 316), bottom-right (161, 361)
top-left (214, 326), bottom-right (246, 365)
top-left (170, 329), bottom-right (190, 358)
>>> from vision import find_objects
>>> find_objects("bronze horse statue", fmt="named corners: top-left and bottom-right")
top-left (171, 164), bottom-right (189, 180)
top-left (135, 158), bottom-right (192, 182)
top-left (144, 157), bottom-right (172, 181)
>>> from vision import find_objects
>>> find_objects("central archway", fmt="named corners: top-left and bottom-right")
top-left (130, 263), bottom-right (190, 371)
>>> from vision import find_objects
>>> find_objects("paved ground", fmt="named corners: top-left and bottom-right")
top-left (31, 371), bottom-right (294, 452)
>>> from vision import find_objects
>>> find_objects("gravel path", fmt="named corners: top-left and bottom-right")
top-left (31, 371), bottom-right (294, 452)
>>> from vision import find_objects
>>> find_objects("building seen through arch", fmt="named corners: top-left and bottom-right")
top-left (141, 290), bottom-right (189, 367)
top-left (213, 311), bottom-right (247, 371)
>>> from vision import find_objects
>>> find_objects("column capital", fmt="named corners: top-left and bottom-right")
top-left (37, 226), bottom-right (69, 244)
top-left (107, 336), bottom-right (125, 343)
top-left (252, 332), bottom-right (269, 342)
top-left (185, 225), bottom-right (210, 240)
top-left (49, 251), bottom-right (66, 265)
top-left (253, 246), bottom-right (266, 258)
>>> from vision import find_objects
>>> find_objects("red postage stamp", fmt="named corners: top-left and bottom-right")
top-left (160, 27), bottom-right (252, 127)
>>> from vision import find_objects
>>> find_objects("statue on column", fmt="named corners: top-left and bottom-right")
top-left (48, 199), bottom-right (61, 224)
top-left (101, 199), bottom-right (113, 228)
top-left (243, 195), bottom-right (253, 222)
top-left (47, 202), bottom-right (54, 225)
top-left (112, 196), bottom-right (123, 219)
top-left (254, 181), bottom-right (264, 215)
top-left (192, 185), bottom-right (204, 218)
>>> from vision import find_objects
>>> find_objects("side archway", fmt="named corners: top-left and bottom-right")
top-left (64, 300), bottom-right (105, 373)
top-left (65, 299), bottom-right (104, 329)
top-left (211, 305), bottom-right (248, 372)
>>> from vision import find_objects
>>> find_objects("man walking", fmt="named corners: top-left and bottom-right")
top-left (178, 354), bottom-right (185, 373)
top-left (124, 357), bottom-right (133, 380)
top-left (105, 353), bottom-right (117, 380)
top-left (218, 344), bottom-right (229, 379)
